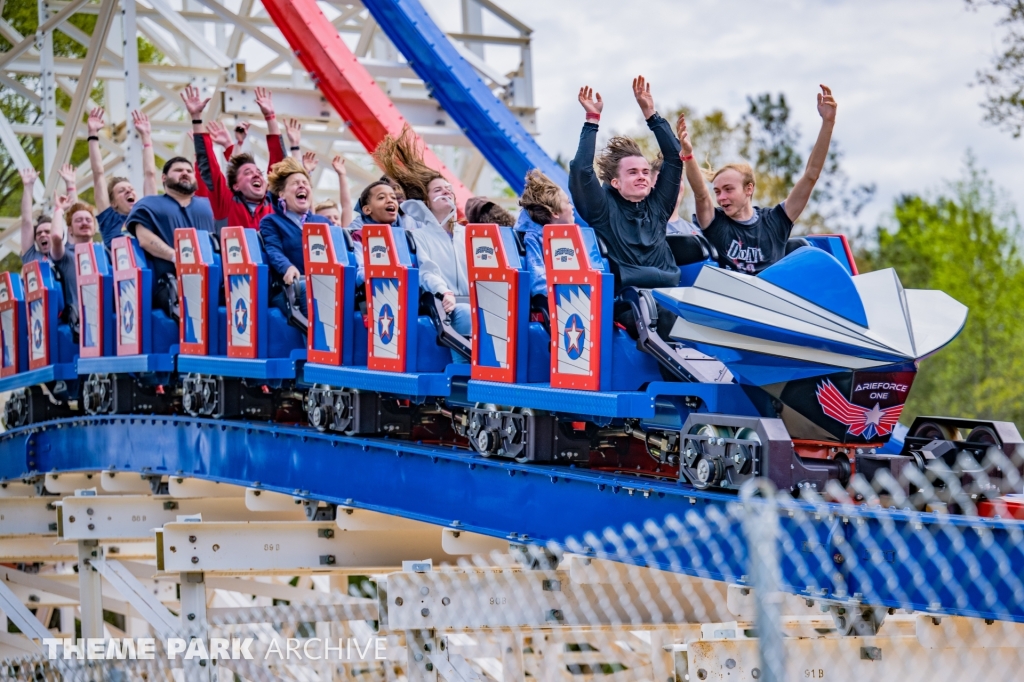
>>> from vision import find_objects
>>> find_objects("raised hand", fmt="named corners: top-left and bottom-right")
top-left (254, 87), bottom-right (275, 119)
top-left (131, 110), bottom-right (152, 138)
top-left (180, 84), bottom-right (211, 119)
top-left (302, 151), bottom-right (318, 174)
top-left (54, 193), bottom-right (72, 214)
top-left (578, 86), bottom-right (604, 116)
top-left (285, 117), bottom-right (302, 148)
top-left (817, 84), bottom-right (837, 123)
top-left (234, 120), bottom-right (250, 146)
top-left (205, 120), bottom-right (233, 149)
top-left (87, 107), bottom-right (105, 136)
top-left (57, 163), bottom-right (76, 187)
top-left (632, 75), bottom-right (655, 119)
top-left (19, 167), bottom-right (38, 186)
top-left (331, 155), bottom-right (346, 176)
top-left (676, 113), bottom-right (693, 157)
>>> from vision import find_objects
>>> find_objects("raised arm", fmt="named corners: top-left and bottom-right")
top-left (254, 87), bottom-right (280, 137)
top-left (254, 87), bottom-right (287, 168)
top-left (332, 155), bottom-right (354, 227)
top-left (677, 114), bottom-right (715, 229)
top-left (568, 86), bottom-right (608, 225)
top-left (182, 87), bottom-right (235, 220)
top-left (86, 107), bottom-right (108, 211)
top-left (49, 194), bottom-right (71, 262)
top-left (131, 110), bottom-right (158, 196)
top-left (637, 77), bottom-right (683, 216)
top-left (18, 168), bottom-right (37, 256)
top-left (57, 164), bottom-right (78, 204)
top-left (285, 118), bottom-right (302, 161)
top-left (785, 85), bottom-right (836, 222)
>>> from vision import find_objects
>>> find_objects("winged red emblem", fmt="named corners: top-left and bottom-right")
top-left (815, 379), bottom-right (903, 439)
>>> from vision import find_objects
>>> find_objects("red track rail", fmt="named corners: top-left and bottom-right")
top-left (262, 0), bottom-right (471, 207)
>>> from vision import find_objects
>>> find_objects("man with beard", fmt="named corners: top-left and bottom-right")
top-left (181, 84), bottom-right (286, 230)
top-left (126, 157), bottom-right (215, 313)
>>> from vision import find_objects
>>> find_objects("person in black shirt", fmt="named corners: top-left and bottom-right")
top-left (681, 85), bottom-right (838, 274)
top-left (569, 76), bottom-right (683, 291)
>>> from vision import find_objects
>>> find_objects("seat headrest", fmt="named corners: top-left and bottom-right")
top-left (511, 229), bottom-right (527, 258)
top-left (595, 235), bottom-right (610, 259)
top-left (340, 228), bottom-right (353, 249)
top-left (404, 229), bottom-right (417, 254)
top-left (666, 234), bottom-right (712, 266)
top-left (785, 237), bottom-right (811, 255)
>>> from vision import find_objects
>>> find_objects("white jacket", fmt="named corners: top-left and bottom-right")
top-left (402, 200), bottom-right (468, 296)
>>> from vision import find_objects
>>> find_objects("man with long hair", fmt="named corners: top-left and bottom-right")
top-left (373, 128), bottom-right (470, 358)
top-left (570, 76), bottom-right (684, 291)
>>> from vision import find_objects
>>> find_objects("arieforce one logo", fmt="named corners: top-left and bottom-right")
top-left (475, 245), bottom-right (494, 260)
top-left (554, 247), bottom-right (575, 262)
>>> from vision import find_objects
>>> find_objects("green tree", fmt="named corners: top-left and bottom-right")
top-left (965, 0), bottom-right (1024, 137)
top-left (0, 0), bottom-right (161, 218)
top-left (864, 154), bottom-right (1024, 426)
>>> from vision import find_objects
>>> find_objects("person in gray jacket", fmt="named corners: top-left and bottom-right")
top-left (373, 130), bottom-right (471, 358)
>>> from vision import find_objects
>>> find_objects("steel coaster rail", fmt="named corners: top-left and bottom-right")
top-left (1, 415), bottom-right (1023, 623)
top-left (360, 0), bottom-right (570, 195)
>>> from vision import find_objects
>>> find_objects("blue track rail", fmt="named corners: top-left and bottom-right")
top-left (2, 416), bottom-right (1023, 623)
top-left (361, 0), bottom-right (568, 194)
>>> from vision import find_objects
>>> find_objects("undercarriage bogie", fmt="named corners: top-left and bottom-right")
top-left (893, 416), bottom-right (1024, 501)
top-left (3, 385), bottom-right (76, 429)
top-left (82, 374), bottom-right (176, 415)
top-left (304, 386), bottom-right (412, 435)
top-left (181, 373), bottom-right (276, 420)
top-left (466, 405), bottom-right (591, 464)
top-left (679, 414), bottom-right (850, 494)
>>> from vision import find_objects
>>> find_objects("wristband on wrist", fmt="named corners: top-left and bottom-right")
top-left (235, 126), bottom-right (246, 134)
top-left (680, 154), bottom-right (694, 162)
top-left (142, 142), bottom-right (152, 148)
top-left (289, 146), bottom-right (300, 151)
top-left (585, 112), bottom-right (601, 123)
top-left (87, 135), bottom-right (99, 142)
top-left (265, 113), bottom-right (276, 120)
top-left (191, 119), bottom-right (203, 125)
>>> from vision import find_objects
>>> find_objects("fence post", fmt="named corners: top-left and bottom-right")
top-left (740, 481), bottom-right (786, 682)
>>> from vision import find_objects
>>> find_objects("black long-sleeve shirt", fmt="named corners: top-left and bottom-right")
top-left (569, 114), bottom-right (682, 290)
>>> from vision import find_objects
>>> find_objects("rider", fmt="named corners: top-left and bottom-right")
top-left (181, 85), bottom-right (286, 231)
top-left (516, 169), bottom-right (575, 301)
top-left (373, 128), bottom-right (471, 357)
top-left (259, 157), bottom-right (331, 317)
top-left (680, 85), bottom-right (838, 274)
top-left (569, 76), bottom-right (684, 292)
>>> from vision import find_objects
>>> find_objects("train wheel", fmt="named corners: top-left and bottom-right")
top-left (965, 425), bottom-right (1000, 448)
top-left (911, 421), bottom-right (959, 442)
top-left (82, 374), bottom-right (113, 415)
top-left (2, 390), bottom-right (29, 429)
top-left (682, 424), bottom-right (731, 490)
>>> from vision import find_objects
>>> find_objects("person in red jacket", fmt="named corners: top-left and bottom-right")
top-left (180, 84), bottom-right (286, 230)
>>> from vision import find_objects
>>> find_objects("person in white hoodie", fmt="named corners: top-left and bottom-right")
top-left (373, 130), bottom-right (471, 358)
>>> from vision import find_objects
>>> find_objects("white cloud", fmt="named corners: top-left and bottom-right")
top-left (489, 0), bottom-right (1022, 223)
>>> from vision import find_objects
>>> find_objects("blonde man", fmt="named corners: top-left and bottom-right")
top-left (681, 85), bottom-right (838, 274)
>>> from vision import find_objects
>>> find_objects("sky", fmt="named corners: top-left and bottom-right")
top-left (442, 0), bottom-right (1023, 226)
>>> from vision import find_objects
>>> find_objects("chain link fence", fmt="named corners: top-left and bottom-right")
top-left (3, 474), bottom-right (1024, 682)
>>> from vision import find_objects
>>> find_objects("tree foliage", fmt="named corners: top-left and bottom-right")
top-left (0, 0), bottom-right (161, 218)
top-left (862, 155), bottom-right (1024, 426)
top-left (966, 0), bottom-right (1024, 136)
